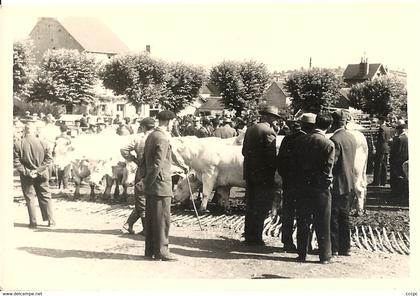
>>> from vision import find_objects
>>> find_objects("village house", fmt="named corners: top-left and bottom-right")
top-left (29, 17), bottom-right (155, 119)
top-left (342, 58), bottom-right (388, 86)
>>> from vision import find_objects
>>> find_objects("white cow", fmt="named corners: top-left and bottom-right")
top-left (173, 129), bottom-right (368, 214)
top-left (171, 137), bottom-right (246, 212)
top-left (54, 133), bottom-right (139, 200)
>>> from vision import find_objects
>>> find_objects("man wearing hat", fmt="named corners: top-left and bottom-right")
top-left (371, 116), bottom-right (392, 186)
top-left (329, 110), bottom-right (357, 257)
top-left (139, 110), bottom-right (188, 261)
top-left (241, 105), bottom-right (280, 245)
top-left (120, 117), bottom-right (156, 235)
top-left (294, 113), bottom-right (335, 264)
top-left (13, 121), bottom-right (55, 228)
top-left (213, 117), bottom-right (237, 139)
top-left (276, 117), bottom-right (309, 252)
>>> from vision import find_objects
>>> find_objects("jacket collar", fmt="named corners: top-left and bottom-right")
top-left (155, 126), bottom-right (172, 139)
top-left (313, 128), bottom-right (327, 136)
top-left (332, 127), bottom-right (345, 135)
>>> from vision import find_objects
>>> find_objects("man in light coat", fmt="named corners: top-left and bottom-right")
top-left (120, 117), bottom-right (156, 235)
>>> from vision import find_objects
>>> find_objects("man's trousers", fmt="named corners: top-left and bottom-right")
top-left (244, 180), bottom-right (275, 243)
top-left (330, 192), bottom-right (353, 254)
top-left (144, 195), bottom-right (171, 257)
top-left (296, 187), bottom-right (332, 261)
top-left (20, 174), bottom-right (54, 226)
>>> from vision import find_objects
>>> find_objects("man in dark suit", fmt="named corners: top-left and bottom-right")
top-left (242, 105), bottom-right (279, 245)
top-left (390, 123), bottom-right (409, 198)
top-left (13, 120), bottom-right (55, 228)
top-left (140, 110), bottom-right (188, 261)
top-left (371, 116), bottom-right (392, 186)
top-left (295, 113), bottom-right (335, 264)
top-left (329, 110), bottom-right (357, 256)
top-left (276, 114), bottom-right (315, 252)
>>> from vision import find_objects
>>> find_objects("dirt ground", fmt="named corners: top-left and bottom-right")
top-left (2, 175), bottom-right (411, 291)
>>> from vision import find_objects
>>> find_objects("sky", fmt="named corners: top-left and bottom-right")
top-left (2, 2), bottom-right (416, 72)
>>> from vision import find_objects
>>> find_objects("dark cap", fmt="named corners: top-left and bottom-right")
top-left (332, 109), bottom-right (348, 124)
top-left (259, 105), bottom-right (281, 118)
top-left (156, 110), bottom-right (176, 121)
top-left (140, 117), bottom-right (156, 128)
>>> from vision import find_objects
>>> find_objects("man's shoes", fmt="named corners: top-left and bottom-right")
top-left (154, 253), bottom-right (178, 262)
top-left (122, 223), bottom-right (135, 234)
top-left (338, 251), bottom-right (351, 256)
top-left (282, 243), bottom-right (297, 253)
top-left (47, 221), bottom-right (56, 228)
top-left (320, 259), bottom-right (332, 264)
top-left (243, 240), bottom-right (265, 246)
top-left (296, 255), bottom-right (306, 263)
top-left (28, 223), bottom-right (37, 229)
top-left (144, 254), bottom-right (154, 261)
top-left (332, 251), bottom-right (339, 257)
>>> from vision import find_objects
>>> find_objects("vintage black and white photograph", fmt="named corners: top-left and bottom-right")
top-left (0, 0), bottom-right (417, 292)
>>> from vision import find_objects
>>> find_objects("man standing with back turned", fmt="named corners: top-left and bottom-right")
top-left (13, 119), bottom-right (55, 228)
top-left (141, 110), bottom-right (187, 261)
top-left (329, 110), bottom-right (357, 256)
top-left (295, 113), bottom-right (335, 264)
top-left (242, 105), bottom-right (279, 245)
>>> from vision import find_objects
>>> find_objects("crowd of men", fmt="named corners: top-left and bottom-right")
top-left (13, 107), bottom-right (408, 263)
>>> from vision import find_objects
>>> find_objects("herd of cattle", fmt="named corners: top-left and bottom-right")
top-left (29, 121), bottom-right (369, 214)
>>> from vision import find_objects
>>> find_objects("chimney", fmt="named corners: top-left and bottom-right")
top-left (359, 57), bottom-right (369, 77)
top-left (146, 45), bottom-right (151, 54)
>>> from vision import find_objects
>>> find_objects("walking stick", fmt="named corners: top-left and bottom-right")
top-left (185, 170), bottom-right (203, 231)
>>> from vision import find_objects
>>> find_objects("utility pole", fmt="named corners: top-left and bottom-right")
top-left (309, 57), bottom-right (312, 69)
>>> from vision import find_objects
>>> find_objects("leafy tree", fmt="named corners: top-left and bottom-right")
top-left (284, 68), bottom-right (343, 114)
top-left (348, 76), bottom-right (407, 118)
top-left (100, 53), bottom-right (167, 112)
top-left (163, 62), bottom-right (206, 113)
top-left (30, 49), bottom-right (98, 113)
top-left (13, 39), bottom-right (36, 98)
top-left (210, 60), bottom-right (270, 115)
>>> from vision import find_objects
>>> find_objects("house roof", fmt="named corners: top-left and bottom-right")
top-left (198, 97), bottom-right (224, 110)
top-left (61, 17), bottom-right (129, 54)
top-left (342, 63), bottom-right (384, 81)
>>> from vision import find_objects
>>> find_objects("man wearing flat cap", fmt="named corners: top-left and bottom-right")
top-left (242, 105), bottom-right (279, 245)
top-left (139, 110), bottom-right (188, 261)
top-left (120, 117), bottom-right (156, 234)
top-left (329, 109), bottom-right (357, 257)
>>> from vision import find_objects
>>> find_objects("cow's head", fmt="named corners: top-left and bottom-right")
top-left (173, 172), bottom-right (201, 203)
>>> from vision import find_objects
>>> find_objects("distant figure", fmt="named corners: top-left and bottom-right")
top-left (113, 114), bottom-right (121, 125)
top-left (54, 125), bottom-right (72, 189)
top-left (213, 118), bottom-right (237, 139)
top-left (390, 123), bottom-right (409, 198)
top-left (13, 121), bottom-right (55, 228)
top-left (370, 116), bottom-right (392, 186)
top-left (79, 113), bottom-right (88, 128)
